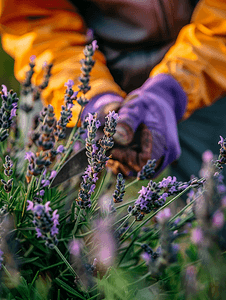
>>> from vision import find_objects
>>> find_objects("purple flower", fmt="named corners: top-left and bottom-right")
top-left (218, 136), bottom-right (224, 147)
top-left (71, 91), bottom-right (78, 99)
top-left (44, 201), bottom-right (52, 213)
top-left (156, 207), bottom-right (171, 224)
top-left (138, 186), bottom-right (148, 197)
top-left (64, 79), bottom-right (74, 89)
top-left (69, 239), bottom-right (81, 256)
top-left (106, 110), bottom-right (118, 121)
top-left (67, 103), bottom-right (74, 109)
top-left (41, 179), bottom-right (50, 187)
top-left (93, 173), bottom-right (99, 183)
top-left (1, 84), bottom-right (7, 97)
top-left (24, 151), bottom-right (35, 162)
top-left (52, 210), bottom-right (59, 225)
top-left (141, 252), bottom-right (150, 263)
top-left (27, 200), bottom-right (34, 211)
top-left (51, 225), bottom-right (59, 236)
top-left (90, 184), bottom-right (96, 193)
top-left (92, 40), bottom-right (98, 51)
top-left (217, 184), bottom-right (226, 194)
top-left (160, 192), bottom-right (168, 201)
top-left (57, 145), bottom-right (64, 153)
top-left (159, 176), bottom-right (172, 188)
top-left (191, 228), bottom-right (203, 244)
top-left (86, 28), bottom-right (94, 40)
top-left (212, 210), bottom-right (224, 228)
top-left (30, 55), bottom-right (36, 62)
top-left (35, 228), bottom-right (43, 238)
top-left (49, 170), bottom-right (57, 180)
top-left (39, 190), bottom-right (45, 196)
top-left (42, 60), bottom-right (48, 68)
top-left (202, 150), bottom-right (213, 163)
top-left (92, 144), bottom-right (98, 153)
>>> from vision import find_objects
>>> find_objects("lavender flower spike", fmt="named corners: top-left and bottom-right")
top-left (27, 201), bottom-right (59, 248)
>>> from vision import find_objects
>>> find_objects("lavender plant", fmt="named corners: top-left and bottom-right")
top-left (1, 41), bottom-right (226, 300)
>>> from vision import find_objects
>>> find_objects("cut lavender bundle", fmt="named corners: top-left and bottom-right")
top-left (0, 85), bottom-right (18, 142)
top-left (137, 159), bottom-right (156, 180)
top-left (1, 155), bottom-right (14, 193)
top-left (25, 151), bottom-right (51, 183)
top-left (21, 56), bottom-right (53, 103)
top-left (55, 80), bottom-right (78, 141)
top-left (77, 40), bottom-right (98, 106)
top-left (128, 175), bottom-right (204, 221)
top-left (77, 111), bottom-right (118, 209)
top-left (27, 200), bottom-right (59, 249)
top-left (113, 173), bottom-right (125, 203)
top-left (216, 136), bottom-right (226, 170)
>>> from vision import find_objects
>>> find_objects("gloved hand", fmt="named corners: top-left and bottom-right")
top-left (108, 74), bottom-right (187, 177)
top-left (81, 93), bottom-right (124, 125)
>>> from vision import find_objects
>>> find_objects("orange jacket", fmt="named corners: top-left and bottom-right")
top-left (0, 0), bottom-right (226, 125)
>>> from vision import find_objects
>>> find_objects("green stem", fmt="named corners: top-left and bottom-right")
top-left (66, 106), bottom-right (84, 149)
top-left (115, 214), bottom-right (131, 232)
top-left (92, 169), bottom-right (107, 204)
top-left (54, 245), bottom-right (78, 278)
top-left (119, 219), bottom-right (136, 240)
top-left (120, 185), bottom-right (193, 244)
top-left (72, 209), bottom-right (82, 236)
top-left (116, 198), bottom-right (137, 210)
top-left (22, 175), bottom-right (36, 218)
top-left (125, 178), bottom-right (139, 190)
top-left (127, 272), bottom-right (152, 286)
top-left (113, 214), bottom-right (130, 227)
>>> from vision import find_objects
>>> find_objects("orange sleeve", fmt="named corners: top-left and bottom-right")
top-left (150, 0), bottom-right (226, 120)
top-left (0, 0), bottom-right (126, 126)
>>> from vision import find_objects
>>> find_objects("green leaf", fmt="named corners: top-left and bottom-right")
top-left (54, 278), bottom-right (86, 299)
top-left (135, 283), bottom-right (167, 300)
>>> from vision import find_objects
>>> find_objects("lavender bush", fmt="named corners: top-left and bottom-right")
top-left (0, 41), bottom-right (225, 300)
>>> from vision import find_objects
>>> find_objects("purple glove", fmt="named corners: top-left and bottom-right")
top-left (81, 93), bottom-right (124, 125)
top-left (109, 74), bottom-right (187, 177)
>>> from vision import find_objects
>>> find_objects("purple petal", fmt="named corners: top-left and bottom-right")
top-left (42, 180), bottom-right (50, 188)
top-left (218, 136), bottom-right (225, 147)
top-left (191, 228), bottom-right (203, 244)
top-left (64, 79), bottom-right (74, 89)
top-left (44, 201), bottom-right (52, 213)
top-left (71, 91), bottom-right (78, 99)
top-left (35, 228), bottom-right (43, 238)
top-left (107, 110), bottom-right (119, 121)
top-left (27, 200), bottom-right (34, 211)
top-left (30, 55), bottom-right (36, 63)
top-left (24, 151), bottom-right (35, 162)
top-left (92, 40), bottom-right (98, 51)
top-left (49, 170), bottom-right (57, 180)
top-left (39, 190), bottom-right (45, 196)
top-left (57, 145), bottom-right (64, 153)
top-left (51, 225), bottom-right (59, 236)
top-left (1, 85), bottom-right (7, 97)
top-left (69, 240), bottom-right (81, 256)
top-left (10, 107), bottom-right (17, 120)
top-left (212, 210), bottom-right (224, 228)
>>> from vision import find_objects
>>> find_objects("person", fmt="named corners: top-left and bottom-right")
top-left (0, 0), bottom-right (226, 181)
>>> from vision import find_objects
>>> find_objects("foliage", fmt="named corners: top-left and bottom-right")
top-left (0, 41), bottom-right (226, 300)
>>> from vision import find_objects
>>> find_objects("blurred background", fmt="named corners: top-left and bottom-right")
top-left (0, 38), bottom-right (20, 94)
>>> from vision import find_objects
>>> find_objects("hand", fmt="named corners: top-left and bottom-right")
top-left (81, 93), bottom-right (124, 125)
top-left (108, 74), bottom-right (187, 177)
